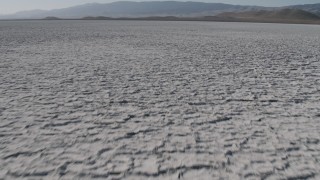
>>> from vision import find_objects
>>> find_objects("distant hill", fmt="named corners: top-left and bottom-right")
top-left (0, 1), bottom-right (320, 21)
top-left (81, 16), bottom-right (113, 20)
top-left (43, 16), bottom-right (61, 20)
top-left (0, 1), bottom-right (268, 19)
top-left (52, 11), bottom-right (319, 25)
top-left (289, 3), bottom-right (320, 16)
top-left (216, 9), bottom-right (320, 23)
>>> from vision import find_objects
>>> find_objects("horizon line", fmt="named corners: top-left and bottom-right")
top-left (1, 0), bottom-right (319, 15)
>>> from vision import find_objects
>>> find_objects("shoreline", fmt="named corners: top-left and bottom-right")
top-left (0, 17), bottom-right (320, 25)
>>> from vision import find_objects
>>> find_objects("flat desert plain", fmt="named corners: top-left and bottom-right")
top-left (0, 21), bottom-right (320, 179)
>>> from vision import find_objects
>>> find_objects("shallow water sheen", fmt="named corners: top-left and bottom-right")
top-left (1, 20), bottom-right (320, 179)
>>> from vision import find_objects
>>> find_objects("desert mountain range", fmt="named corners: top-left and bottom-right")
top-left (1, 1), bottom-right (320, 20)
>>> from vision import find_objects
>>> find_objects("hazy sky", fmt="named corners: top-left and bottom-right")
top-left (1, 0), bottom-right (320, 14)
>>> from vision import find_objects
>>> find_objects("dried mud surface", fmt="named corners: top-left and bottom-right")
top-left (0, 21), bottom-right (320, 179)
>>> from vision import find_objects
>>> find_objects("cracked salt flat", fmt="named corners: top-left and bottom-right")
top-left (0, 20), bottom-right (320, 179)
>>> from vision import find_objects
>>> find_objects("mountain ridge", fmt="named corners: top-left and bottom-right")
top-left (1, 1), bottom-right (320, 19)
top-left (215, 9), bottom-right (320, 24)
top-left (38, 9), bottom-right (320, 25)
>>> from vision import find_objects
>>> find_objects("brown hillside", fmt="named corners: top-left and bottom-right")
top-left (217, 8), bottom-right (320, 21)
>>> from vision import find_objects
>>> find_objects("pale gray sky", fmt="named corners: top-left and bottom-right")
top-left (1, 0), bottom-right (320, 14)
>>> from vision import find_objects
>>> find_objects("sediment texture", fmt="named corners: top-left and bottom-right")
top-left (0, 21), bottom-right (320, 179)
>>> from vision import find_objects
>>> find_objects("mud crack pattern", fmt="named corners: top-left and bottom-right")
top-left (0, 21), bottom-right (320, 179)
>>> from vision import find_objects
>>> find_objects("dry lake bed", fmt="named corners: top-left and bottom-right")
top-left (0, 20), bottom-right (320, 179)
